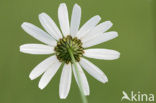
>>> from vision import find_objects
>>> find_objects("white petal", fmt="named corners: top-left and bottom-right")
top-left (20, 44), bottom-right (54, 55)
top-left (80, 58), bottom-right (108, 83)
top-left (58, 3), bottom-right (70, 37)
top-left (70, 4), bottom-right (81, 37)
top-left (81, 21), bottom-right (113, 42)
top-left (84, 49), bottom-right (120, 60)
top-left (59, 64), bottom-right (72, 99)
top-left (82, 31), bottom-right (118, 48)
top-left (39, 13), bottom-right (62, 40)
top-left (76, 15), bottom-right (101, 39)
top-left (98, 21), bottom-right (113, 32)
top-left (21, 22), bottom-right (56, 46)
top-left (29, 56), bottom-right (57, 80)
top-left (38, 60), bottom-right (61, 89)
top-left (72, 63), bottom-right (90, 96)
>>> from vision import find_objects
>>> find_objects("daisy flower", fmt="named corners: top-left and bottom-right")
top-left (20, 3), bottom-right (120, 99)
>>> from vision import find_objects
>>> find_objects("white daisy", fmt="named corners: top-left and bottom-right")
top-left (20, 3), bottom-right (120, 99)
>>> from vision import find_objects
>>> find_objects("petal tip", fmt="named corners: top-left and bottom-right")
top-left (39, 12), bottom-right (44, 17)
top-left (59, 3), bottom-right (66, 7)
top-left (39, 12), bottom-right (48, 17)
top-left (39, 87), bottom-right (44, 90)
top-left (21, 22), bottom-right (27, 28)
top-left (102, 76), bottom-right (108, 83)
top-left (59, 95), bottom-right (67, 99)
top-left (113, 50), bottom-right (120, 60)
top-left (114, 32), bottom-right (119, 36)
top-left (96, 15), bottom-right (101, 20)
top-left (116, 52), bottom-right (120, 59)
top-left (19, 45), bottom-right (22, 52)
top-left (106, 21), bottom-right (113, 26)
top-left (21, 22), bottom-right (31, 29)
top-left (29, 74), bottom-right (34, 80)
top-left (74, 3), bottom-right (80, 8)
top-left (38, 84), bottom-right (44, 90)
top-left (110, 31), bottom-right (119, 39)
top-left (85, 91), bottom-right (90, 96)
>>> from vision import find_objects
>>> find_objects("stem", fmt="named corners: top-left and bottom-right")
top-left (68, 48), bottom-right (88, 103)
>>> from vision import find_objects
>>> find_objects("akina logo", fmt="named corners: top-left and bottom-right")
top-left (121, 91), bottom-right (155, 102)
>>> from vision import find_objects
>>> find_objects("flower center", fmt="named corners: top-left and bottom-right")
top-left (54, 35), bottom-right (84, 64)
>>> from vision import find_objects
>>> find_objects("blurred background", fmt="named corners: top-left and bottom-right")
top-left (0, 0), bottom-right (155, 103)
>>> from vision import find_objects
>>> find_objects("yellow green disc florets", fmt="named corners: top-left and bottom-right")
top-left (54, 35), bottom-right (84, 64)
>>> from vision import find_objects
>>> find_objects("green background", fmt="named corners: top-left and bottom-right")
top-left (0, 0), bottom-right (155, 103)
